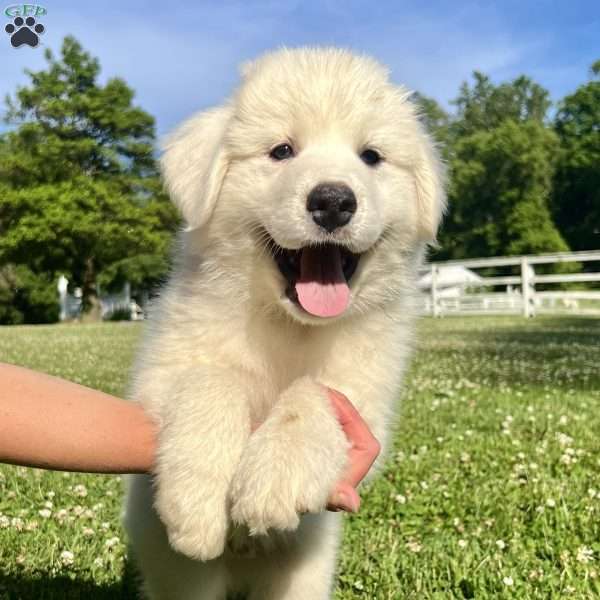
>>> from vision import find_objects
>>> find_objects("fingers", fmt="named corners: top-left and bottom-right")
top-left (327, 482), bottom-right (361, 513)
top-left (326, 388), bottom-right (381, 513)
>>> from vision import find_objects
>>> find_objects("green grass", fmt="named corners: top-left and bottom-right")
top-left (1, 317), bottom-right (599, 599)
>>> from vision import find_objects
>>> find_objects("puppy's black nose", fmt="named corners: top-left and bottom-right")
top-left (306, 183), bottom-right (357, 233)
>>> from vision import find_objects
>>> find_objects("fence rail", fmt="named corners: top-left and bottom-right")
top-left (420, 250), bottom-right (600, 317)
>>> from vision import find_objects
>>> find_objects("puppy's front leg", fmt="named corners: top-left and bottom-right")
top-left (152, 367), bottom-right (251, 561)
top-left (229, 376), bottom-right (348, 535)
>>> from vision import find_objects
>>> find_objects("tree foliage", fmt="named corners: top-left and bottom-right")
top-left (441, 119), bottom-right (567, 259)
top-left (434, 72), bottom-right (573, 260)
top-left (552, 66), bottom-right (600, 251)
top-left (0, 37), bottom-right (178, 322)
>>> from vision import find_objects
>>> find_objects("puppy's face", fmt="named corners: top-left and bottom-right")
top-left (161, 49), bottom-right (445, 324)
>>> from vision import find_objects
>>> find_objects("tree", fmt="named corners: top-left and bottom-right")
top-left (412, 92), bottom-right (451, 149)
top-left (0, 37), bottom-right (178, 321)
top-left (552, 60), bottom-right (600, 251)
top-left (440, 119), bottom-right (567, 259)
top-left (451, 72), bottom-right (551, 136)
top-left (436, 73), bottom-right (566, 259)
top-left (0, 264), bottom-right (58, 325)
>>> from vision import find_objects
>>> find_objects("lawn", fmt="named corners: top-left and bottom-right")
top-left (0, 317), bottom-right (599, 599)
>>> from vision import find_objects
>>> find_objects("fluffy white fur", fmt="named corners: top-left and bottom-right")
top-left (124, 47), bottom-right (445, 600)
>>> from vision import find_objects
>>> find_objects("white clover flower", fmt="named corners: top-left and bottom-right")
top-left (406, 540), bottom-right (422, 553)
top-left (105, 536), bottom-right (121, 549)
top-left (82, 527), bottom-right (95, 537)
top-left (458, 539), bottom-right (467, 548)
top-left (496, 540), bottom-right (506, 550)
top-left (0, 515), bottom-right (10, 528)
top-left (38, 508), bottom-right (51, 519)
top-left (395, 494), bottom-right (406, 504)
top-left (560, 454), bottom-right (574, 466)
top-left (546, 498), bottom-right (556, 508)
top-left (60, 550), bottom-right (74, 566)
top-left (502, 576), bottom-right (514, 586)
top-left (72, 484), bottom-right (88, 498)
top-left (25, 520), bottom-right (38, 531)
top-left (576, 546), bottom-right (594, 564)
top-left (556, 432), bottom-right (573, 447)
top-left (11, 517), bottom-right (24, 531)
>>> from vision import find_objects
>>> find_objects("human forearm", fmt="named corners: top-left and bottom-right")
top-left (0, 362), bottom-right (156, 473)
top-left (0, 362), bottom-right (378, 513)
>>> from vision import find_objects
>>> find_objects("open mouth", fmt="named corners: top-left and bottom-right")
top-left (269, 240), bottom-right (361, 318)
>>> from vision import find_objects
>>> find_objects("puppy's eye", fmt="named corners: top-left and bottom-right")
top-left (269, 143), bottom-right (295, 161)
top-left (360, 148), bottom-right (382, 166)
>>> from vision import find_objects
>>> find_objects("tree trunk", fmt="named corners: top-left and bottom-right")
top-left (81, 256), bottom-right (101, 322)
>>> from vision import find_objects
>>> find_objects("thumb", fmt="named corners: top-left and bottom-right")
top-left (327, 481), bottom-right (361, 513)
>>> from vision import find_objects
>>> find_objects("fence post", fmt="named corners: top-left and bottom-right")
top-left (57, 275), bottom-right (68, 322)
top-left (431, 264), bottom-right (441, 317)
top-left (521, 257), bottom-right (536, 318)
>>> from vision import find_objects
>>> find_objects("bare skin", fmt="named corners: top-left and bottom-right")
top-left (0, 362), bottom-right (379, 513)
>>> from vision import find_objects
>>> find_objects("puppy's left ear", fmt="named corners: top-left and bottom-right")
top-left (160, 105), bottom-right (232, 230)
top-left (414, 130), bottom-right (447, 243)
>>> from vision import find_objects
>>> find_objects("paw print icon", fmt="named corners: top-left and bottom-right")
top-left (5, 16), bottom-right (45, 48)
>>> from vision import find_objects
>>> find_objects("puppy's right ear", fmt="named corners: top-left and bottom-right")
top-left (160, 105), bottom-right (232, 229)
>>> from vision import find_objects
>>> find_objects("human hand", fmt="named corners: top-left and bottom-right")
top-left (326, 388), bottom-right (381, 513)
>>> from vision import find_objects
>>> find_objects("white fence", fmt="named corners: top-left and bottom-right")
top-left (420, 250), bottom-right (600, 317)
top-left (58, 277), bottom-right (145, 321)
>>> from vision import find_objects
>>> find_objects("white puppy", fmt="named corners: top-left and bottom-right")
top-left (125, 47), bottom-right (445, 600)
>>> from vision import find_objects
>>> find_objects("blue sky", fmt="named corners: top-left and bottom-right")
top-left (1, 1), bottom-right (598, 138)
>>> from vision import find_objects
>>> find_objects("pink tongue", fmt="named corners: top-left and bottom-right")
top-left (295, 246), bottom-right (350, 318)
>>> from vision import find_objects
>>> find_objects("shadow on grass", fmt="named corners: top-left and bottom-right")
top-left (431, 316), bottom-right (600, 348)
top-left (0, 563), bottom-right (249, 599)
top-left (0, 559), bottom-right (139, 599)
top-left (0, 576), bottom-right (131, 600)
top-left (416, 316), bottom-right (600, 391)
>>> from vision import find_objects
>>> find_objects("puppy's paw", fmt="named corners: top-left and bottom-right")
top-left (154, 483), bottom-right (228, 561)
top-left (230, 377), bottom-right (349, 535)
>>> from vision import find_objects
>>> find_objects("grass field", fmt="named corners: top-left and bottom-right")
top-left (1, 316), bottom-right (599, 599)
